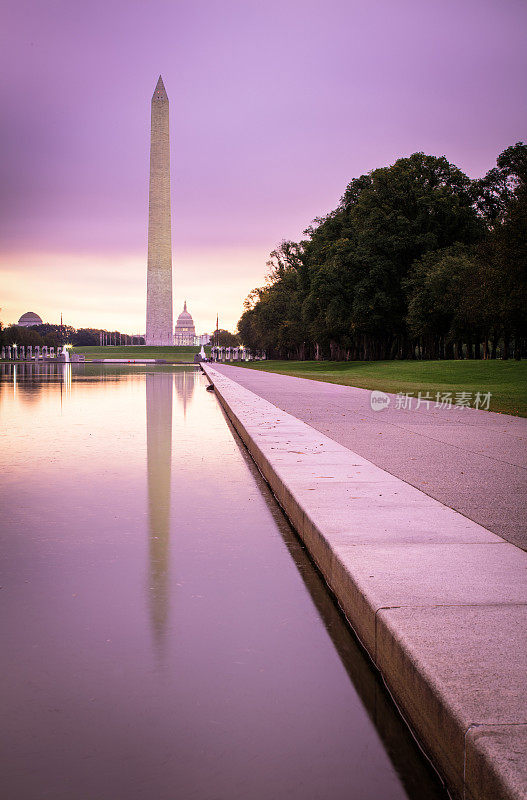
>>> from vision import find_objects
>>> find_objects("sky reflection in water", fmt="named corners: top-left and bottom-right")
top-left (0, 364), bottom-right (446, 800)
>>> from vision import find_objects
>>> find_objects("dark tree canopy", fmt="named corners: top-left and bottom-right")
top-left (238, 145), bottom-right (526, 360)
top-left (212, 329), bottom-right (240, 347)
top-left (1, 325), bottom-right (145, 349)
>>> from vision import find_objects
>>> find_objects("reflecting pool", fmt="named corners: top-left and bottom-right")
top-left (0, 364), bottom-right (446, 799)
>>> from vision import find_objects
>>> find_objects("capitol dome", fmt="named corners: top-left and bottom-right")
top-left (18, 311), bottom-right (43, 327)
top-left (174, 301), bottom-right (196, 345)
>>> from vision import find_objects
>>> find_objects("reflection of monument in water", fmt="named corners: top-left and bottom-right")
top-left (173, 368), bottom-right (197, 418)
top-left (146, 372), bottom-right (173, 652)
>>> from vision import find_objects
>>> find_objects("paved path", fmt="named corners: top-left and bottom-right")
top-left (213, 365), bottom-right (527, 550)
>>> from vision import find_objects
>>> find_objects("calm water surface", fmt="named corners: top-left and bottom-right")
top-left (0, 364), bottom-right (446, 800)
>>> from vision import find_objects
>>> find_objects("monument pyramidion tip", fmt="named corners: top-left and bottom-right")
top-left (153, 75), bottom-right (167, 100)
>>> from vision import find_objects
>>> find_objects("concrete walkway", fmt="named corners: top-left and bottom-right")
top-left (202, 363), bottom-right (527, 800)
top-left (211, 365), bottom-right (527, 550)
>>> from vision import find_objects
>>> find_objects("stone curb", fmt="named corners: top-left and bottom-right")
top-left (202, 364), bottom-right (527, 800)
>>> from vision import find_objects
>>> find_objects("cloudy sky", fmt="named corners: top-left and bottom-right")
top-left (1, 0), bottom-right (526, 334)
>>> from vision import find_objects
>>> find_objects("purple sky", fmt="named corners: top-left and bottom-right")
top-left (1, 0), bottom-right (526, 333)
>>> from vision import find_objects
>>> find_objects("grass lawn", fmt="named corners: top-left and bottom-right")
top-left (73, 345), bottom-right (210, 363)
top-left (232, 359), bottom-right (527, 417)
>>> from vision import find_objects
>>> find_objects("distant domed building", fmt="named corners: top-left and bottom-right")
top-left (18, 312), bottom-right (43, 327)
top-left (174, 301), bottom-right (196, 345)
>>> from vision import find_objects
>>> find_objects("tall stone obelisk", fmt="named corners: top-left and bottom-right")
top-left (146, 76), bottom-right (173, 345)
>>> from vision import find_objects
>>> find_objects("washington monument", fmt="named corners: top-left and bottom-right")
top-left (146, 75), bottom-right (173, 345)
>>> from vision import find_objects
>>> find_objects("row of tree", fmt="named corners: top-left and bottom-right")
top-left (0, 322), bottom-right (242, 348)
top-left (0, 324), bottom-right (145, 348)
top-left (238, 143), bottom-right (526, 360)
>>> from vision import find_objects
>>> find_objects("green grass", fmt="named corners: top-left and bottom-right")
top-left (73, 345), bottom-right (210, 363)
top-left (232, 359), bottom-right (527, 417)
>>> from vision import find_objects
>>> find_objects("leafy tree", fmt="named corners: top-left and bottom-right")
top-left (212, 329), bottom-right (240, 347)
top-left (2, 325), bottom-right (43, 346)
top-left (302, 153), bottom-right (482, 359)
top-left (404, 244), bottom-right (496, 358)
top-left (238, 240), bottom-right (308, 357)
top-left (31, 324), bottom-right (75, 346)
top-left (71, 328), bottom-right (101, 346)
top-left (239, 145), bottom-right (524, 361)
top-left (473, 142), bottom-right (527, 229)
top-left (481, 155), bottom-right (527, 357)
top-left (345, 153), bottom-right (481, 349)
